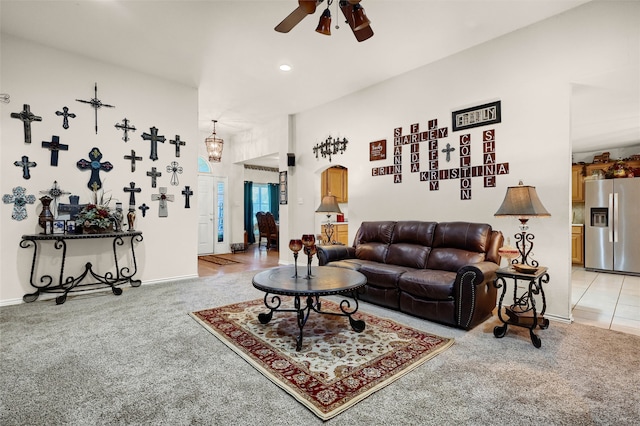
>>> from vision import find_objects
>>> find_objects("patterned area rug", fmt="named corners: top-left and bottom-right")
top-left (198, 255), bottom-right (241, 265)
top-left (190, 299), bottom-right (454, 420)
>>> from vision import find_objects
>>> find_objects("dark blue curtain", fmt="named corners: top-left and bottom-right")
top-left (268, 183), bottom-right (279, 222)
top-left (244, 181), bottom-right (255, 244)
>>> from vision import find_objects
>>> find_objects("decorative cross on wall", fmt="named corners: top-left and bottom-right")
top-left (441, 143), bottom-right (455, 162)
top-left (77, 147), bottom-right (113, 190)
top-left (166, 161), bottom-right (183, 186)
top-left (42, 135), bottom-right (69, 166)
top-left (40, 181), bottom-right (70, 217)
top-left (10, 104), bottom-right (42, 144)
top-left (55, 106), bottom-right (76, 129)
top-left (170, 135), bottom-right (186, 157)
top-left (146, 167), bottom-right (162, 188)
top-left (58, 195), bottom-right (83, 220)
top-left (76, 83), bottom-right (115, 134)
top-left (3, 186), bottom-right (36, 221)
top-left (123, 182), bottom-right (142, 210)
top-left (141, 126), bottom-right (165, 161)
top-left (151, 187), bottom-right (174, 217)
top-left (138, 203), bottom-right (150, 218)
top-left (14, 155), bottom-right (37, 179)
top-left (115, 118), bottom-right (136, 142)
top-left (124, 150), bottom-right (143, 173)
top-left (181, 186), bottom-right (193, 208)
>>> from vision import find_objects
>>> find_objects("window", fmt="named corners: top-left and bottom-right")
top-left (252, 184), bottom-right (270, 238)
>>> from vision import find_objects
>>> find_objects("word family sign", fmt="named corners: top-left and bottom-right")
top-left (371, 119), bottom-right (509, 200)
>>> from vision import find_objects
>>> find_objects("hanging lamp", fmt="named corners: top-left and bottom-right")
top-left (204, 120), bottom-right (224, 162)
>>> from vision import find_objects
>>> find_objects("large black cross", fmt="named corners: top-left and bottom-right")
top-left (77, 147), bottom-right (114, 191)
top-left (181, 186), bottom-right (194, 208)
top-left (170, 135), bottom-right (186, 157)
top-left (42, 135), bottom-right (69, 166)
top-left (123, 182), bottom-right (142, 209)
top-left (141, 126), bottom-right (165, 161)
top-left (146, 167), bottom-right (162, 188)
top-left (76, 83), bottom-right (115, 134)
top-left (14, 155), bottom-right (37, 180)
top-left (11, 104), bottom-right (42, 144)
top-left (124, 150), bottom-right (143, 172)
top-left (115, 118), bottom-right (136, 142)
top-left (55, 106), bottom-right (76, 129)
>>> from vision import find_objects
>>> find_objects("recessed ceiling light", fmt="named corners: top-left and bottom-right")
top-left (279, 64), bottom-right (292, 72)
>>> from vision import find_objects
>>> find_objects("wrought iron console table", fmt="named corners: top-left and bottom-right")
top-left (20, 231), bottom-right (143, 305)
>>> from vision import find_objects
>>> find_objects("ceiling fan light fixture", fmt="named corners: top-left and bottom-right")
top-left (204, 120), bottom-right (224, 162)
top-left (315, 8), bottom-right (332, 36)
top-left (351, 3), bottom-right (370, 31)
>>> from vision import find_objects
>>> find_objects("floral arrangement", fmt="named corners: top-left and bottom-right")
top-left (75, 188), bottom-right (113, 231)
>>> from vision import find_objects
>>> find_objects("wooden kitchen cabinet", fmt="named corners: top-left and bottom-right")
top-left (572, 164), bottom-right (585, 202)
top-left (571, 225), bottom-right (584, 265)
top-left (321, 224), bottom-right (349, 246)
top-left (321, 167), bottom-right (348, 203)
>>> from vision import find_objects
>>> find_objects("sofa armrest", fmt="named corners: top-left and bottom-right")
top-left (454, 261), bottom-right (500, 329)
top-left (317, 245), bottom-right (356, 266)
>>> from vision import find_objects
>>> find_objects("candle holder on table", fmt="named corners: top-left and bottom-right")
top-left (301, 234), bottom-right (316, 279)
top-left (289, 239), bottom-right (303, 278)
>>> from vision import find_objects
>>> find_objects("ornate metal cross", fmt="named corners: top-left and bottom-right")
top-left (441, 143), bottom-right (456, 162)
top-left (14, 155), bottom-right (37, 179)
top-left (146, 167), bottom-right (162, 188)
top-left (141, 126), bottom-right (165, 161)
top-left (181, 186), bottom-right (194, 208)
top-left (40, 181), bottom-right (70, 217)
top-left (42, 135), bottom-right (69, 166)
top-left (55, 106), bottom-right (76, 129)
top-left (115, 117), bottom-right (136, 142)
top-left (166, 161), bottom-right (183, 186)
top-left (11, 104), bottom-right (42, 144)
top-left (138, 203), bottom-right (150, 218)
top-left (123, 182), bottom-right (142, 210)
top-left (3, 186), bottom-right (36, 221)
top-left (151, 187), bottom-right (174, 217)
top-left (170, 135), bottom-right (186, 157)
top-left (76, 83), bottom-right (115, 134)
top-left (76, 147), bottom-right (114, 190)
top-left (124, 150), bottom-right (143, 172)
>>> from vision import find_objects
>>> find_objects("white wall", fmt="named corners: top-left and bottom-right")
top-left (1, 35), bottom-right (199, 304)
top-left (284, 1), bottom-right (639, 322)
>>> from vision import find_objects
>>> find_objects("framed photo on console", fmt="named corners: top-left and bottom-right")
top-left (53, 220), bottom-right (66, 234)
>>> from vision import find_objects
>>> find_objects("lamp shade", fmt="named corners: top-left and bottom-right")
top-left (494, 181), bottom-right (550, 218)
top-left (351, 4), bottom-right (371, 31)
top-left (316, 195), bottom-right (342, 214)
top-left (315, 8), bottom-right (332, 36)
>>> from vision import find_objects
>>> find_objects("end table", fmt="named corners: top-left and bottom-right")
top-left (493, 265), bottom-right (550, 348)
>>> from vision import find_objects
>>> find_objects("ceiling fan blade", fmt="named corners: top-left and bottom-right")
top-left (275, 0), bottom-right (323, 33)
top-left (339, 1), bottom-right (374, 42)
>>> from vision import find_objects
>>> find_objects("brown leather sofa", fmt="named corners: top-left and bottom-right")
top-left (317, 221), bottom-right (503, 330)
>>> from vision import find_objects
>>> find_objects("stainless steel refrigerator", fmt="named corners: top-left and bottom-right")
top-left (585, 178), bottom-right (640, 275)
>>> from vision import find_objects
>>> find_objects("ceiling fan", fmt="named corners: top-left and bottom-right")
top-left (275, 0), bottom-right (373, 42)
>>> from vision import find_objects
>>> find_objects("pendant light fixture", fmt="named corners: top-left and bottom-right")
top-left (204, 120), bottom-right (224, 162)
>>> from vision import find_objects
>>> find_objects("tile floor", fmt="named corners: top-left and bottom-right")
top-left (572, 267), bottom-right (640, 336)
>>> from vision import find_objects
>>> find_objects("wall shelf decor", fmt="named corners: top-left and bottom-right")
top-left (77, 147), bottom-right (113, 191)
top-left (76, 82), bottom-right (115, 134)
top-left (10, 104), bottom-right (42, 144)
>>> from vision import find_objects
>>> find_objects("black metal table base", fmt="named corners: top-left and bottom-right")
top-left (258, 292), bottom-right (366, 351)
top-left (20, 232), bottom-right (143, 304)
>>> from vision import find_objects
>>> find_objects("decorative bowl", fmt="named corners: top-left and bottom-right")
top-left (513, 264), bottom-right (538, 274)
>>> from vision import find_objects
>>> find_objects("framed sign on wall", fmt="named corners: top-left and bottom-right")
top-left (452, 100), bottom-right (501, 132)
top-left (279, 171), bottom-right (288, 205)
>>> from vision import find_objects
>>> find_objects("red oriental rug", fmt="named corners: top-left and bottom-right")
top-left (190, 299), bottom-right (454, 420)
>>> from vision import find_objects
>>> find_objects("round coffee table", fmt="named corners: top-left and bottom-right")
top-left (252, 266), bottom-right (367, 351)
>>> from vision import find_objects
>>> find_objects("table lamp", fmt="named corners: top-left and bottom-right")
top-left (494, 180), bottom-right (550, 267)
top-left (315, 194), bottom-right (342, 244)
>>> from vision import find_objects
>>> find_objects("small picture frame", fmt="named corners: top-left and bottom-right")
top-left (44, 221), bottom-right (54, 235)
top-left (65, 220), bottom-right (76, 234)
top-left (53, 220), bottom-right (66, 234)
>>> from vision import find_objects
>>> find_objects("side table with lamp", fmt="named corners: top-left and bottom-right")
top-left (316, 194), bottom-right (343, 245)
top-left (493, 181), bottom-right (551, 348)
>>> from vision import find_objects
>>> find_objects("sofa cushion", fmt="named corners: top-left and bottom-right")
top-left (398, 269), bottom-right (457, 301)
top-left (385, 221), bottom-right (437, 268)
top-left (359, 262), bottom-right (409, 289)
top-left (427, 222), bottom-right (490, 272)
top-left (354, 221), bottom-right (396, 263)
